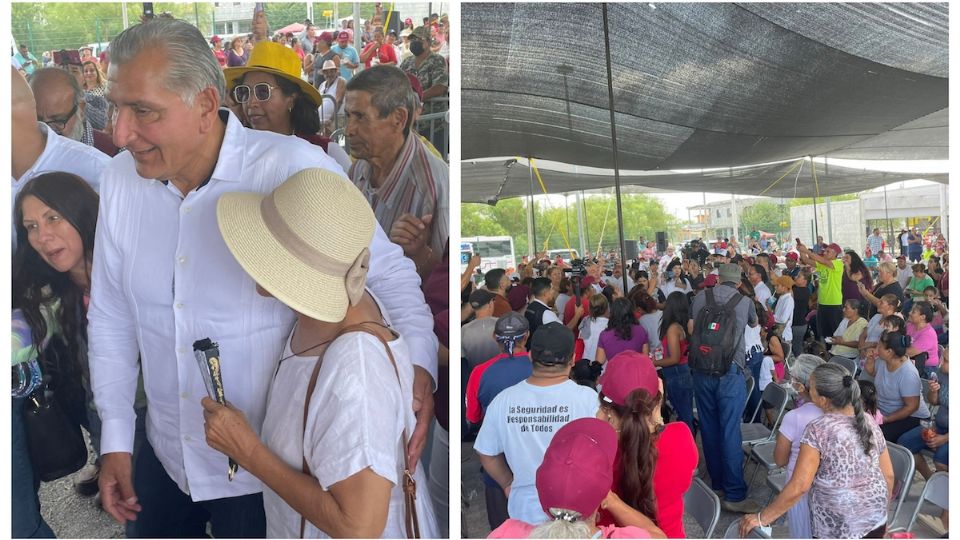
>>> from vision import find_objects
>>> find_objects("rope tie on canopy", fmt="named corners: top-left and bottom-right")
top-left (524, 157), bottom-right (576, 256)
top-left (756, 158), bottom-right (805, 197)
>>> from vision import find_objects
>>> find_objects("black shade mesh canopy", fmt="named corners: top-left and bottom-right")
top-left (462, 2), bottom-right (948, 197)
top-left (462, 158), bottom-right (949, 204)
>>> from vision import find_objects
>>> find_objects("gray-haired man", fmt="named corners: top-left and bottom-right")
top-left (90, 18), bottom-right (438, 537)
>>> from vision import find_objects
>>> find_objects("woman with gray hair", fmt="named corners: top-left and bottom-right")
top-left (769, 354), bottom-right (824, 537)
top-left (740, 363), bottom-right (894, 538)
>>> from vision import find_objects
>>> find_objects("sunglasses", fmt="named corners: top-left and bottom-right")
top-left (232, 83), bottom-right (278, 103)
top-left (41, 102), bottom-right (79, 133)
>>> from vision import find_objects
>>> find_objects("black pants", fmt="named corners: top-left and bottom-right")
top-left (125, 440), bottom-right (266, 538)
top-left (880, 415), bottom-right (922, 443)
top-left (818, 305), bottom-right (844, 341)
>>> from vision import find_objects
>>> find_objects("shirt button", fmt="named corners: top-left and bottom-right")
top-left (176, 303), bottom-right (184, 309)
top-left (183, 206), bottom-right (192, 213)
top-left (181, 392), bottom-right (189, 399)
top-left (184, 435), bottom-right (192, 441)
top-left (177, 347), bottom-right (186, 354)
top-left (178, 256), bottom-right (187, 264)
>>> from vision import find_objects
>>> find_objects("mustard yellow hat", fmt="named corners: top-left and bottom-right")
top-left (223, 41), bottom-right (323, 107)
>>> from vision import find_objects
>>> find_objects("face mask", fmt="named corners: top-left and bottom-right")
top-left (409, 40), bottom-right (425, 56)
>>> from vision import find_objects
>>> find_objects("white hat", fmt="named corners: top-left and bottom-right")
top-left (216, 168), bottom-right (375, 322)
top-left (321, 59), bottom-right (337, 71)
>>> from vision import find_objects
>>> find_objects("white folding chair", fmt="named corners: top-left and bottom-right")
top-left (906, 471), bottom-right (949, 533)
top-left (684, 477), bottom-right (721, 538)
top-left (741, 383), bottom-right (789, 447)
top-left (887, 442), bottom-right (917, 526)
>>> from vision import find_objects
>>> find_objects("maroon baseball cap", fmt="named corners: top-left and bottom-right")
top-left (536, 418), bottom-right (618, 518)
top-left (827, 243), bottom-right (842, 257)
top-left (785, 252), bottom-right (799, 261)
top-left (598, 350), bottom-right (659, 406)
top-left (769, 254), bottom-right (778, 265)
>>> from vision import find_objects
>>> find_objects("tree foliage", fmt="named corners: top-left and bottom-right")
top-left (462, 193), bottom-right (679, 263)
top-left (11, 2), bottom-right (382, 54)
top-left (740, 201), bottom-right (790, 234)
top-left (13, 3), bottom-right (215, 53)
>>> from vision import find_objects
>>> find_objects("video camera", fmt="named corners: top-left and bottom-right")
top-left (563, 258), bottom-right (587, 306)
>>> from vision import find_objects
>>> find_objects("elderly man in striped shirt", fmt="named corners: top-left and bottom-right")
top-left (346, 65), bottom-right (449, 279)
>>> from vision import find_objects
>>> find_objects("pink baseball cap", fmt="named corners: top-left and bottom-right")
top-left (598, 350), bottom-right (659, 406)
top-left (785, 252), bottom-right (799, 261)
top-left (536, 418), bottom-right (618, 518)
top-left (827, 243), bottom-right (843, 257)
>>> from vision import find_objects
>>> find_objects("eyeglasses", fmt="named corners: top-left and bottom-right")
top-left (41, 102), bottom-right (79, 133)
top-left (232, 83), bottom-right (278, 103)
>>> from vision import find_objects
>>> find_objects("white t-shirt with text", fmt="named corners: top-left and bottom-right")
top-left (474, 380), bottom-right (599, 525)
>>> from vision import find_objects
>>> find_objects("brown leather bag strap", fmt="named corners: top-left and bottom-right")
top-left (298, 322), bottom-right (420, 539)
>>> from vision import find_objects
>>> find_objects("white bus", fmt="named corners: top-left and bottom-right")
top-left (460, 236), bottom-right (516, 275)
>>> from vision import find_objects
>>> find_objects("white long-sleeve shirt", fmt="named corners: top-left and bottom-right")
top-left (88, 111), bottom-right (438, 502)
top-left (12, 123), bottom-right (108, 248)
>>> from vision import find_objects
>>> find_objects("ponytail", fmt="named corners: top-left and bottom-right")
top-left (848, 377), bottom-right (875, 457)
top-left (879, 330), bottom-right (911, 357)
top-left (601, 388), bottom-right (659, 522)
top-left (811, 364), bottom-right (876, 457)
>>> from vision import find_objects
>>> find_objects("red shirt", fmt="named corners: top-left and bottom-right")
top-left (599, 422), bottom-right (698, 538)
top-left (661, 335), bottom-right (689, 365)
top-left (563, 291), bottom-right (592, 339)
top-left (361, 41), bottom-right (398, 68)
top-left (465, 352), bottom-right (509, 424)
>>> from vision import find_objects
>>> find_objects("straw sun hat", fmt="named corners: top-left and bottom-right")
top-left (223, 41), bottom-right (324, 107)
top-left (217, 168), bottom-right (375, 322)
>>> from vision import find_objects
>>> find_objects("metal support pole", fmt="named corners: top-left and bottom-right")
top-left (826, 196), bottom-right (834, 242)
top-left (528, 160), bottom-right (537, 259)
top-left (353, 3), bottom-right (361, 55)
top-left (702, 192), bottom-right (708, 239)
top-left (940, 183), bottom-right (948, 239)
top-left (307, 2), bottom-right (314, 23)
top-left (601, 4), bottom-right (629, 293)
top-left (731, 193), bottom-right (739, 244)
top-left (122, 2), bottom-right (129, 29)
top-left (883, 183), bottom-right (893, 249)
top-left (576, 191), bottom-right (587, 257)
top-left (565, 193), bottom-right (573, 251)
top-left (812, 194), bottom-right (819, 244)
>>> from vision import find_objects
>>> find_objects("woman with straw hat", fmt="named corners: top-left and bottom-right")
top-left (224, 41), bottom-right (351, 171)
top-left (316, 59), bottom-right (345, 134)
top-left (201, 168), bottom-right (439, 538)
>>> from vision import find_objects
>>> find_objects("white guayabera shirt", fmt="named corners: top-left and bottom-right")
top-left (88, 110), bottom-right (438, 502)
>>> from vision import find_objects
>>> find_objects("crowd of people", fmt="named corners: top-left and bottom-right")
top-left (462, 230), bottom-right (948, 538)
top-left (12, 11), bottom-right (448, 540)
top-left (206, 7), bottom-right (449, 150)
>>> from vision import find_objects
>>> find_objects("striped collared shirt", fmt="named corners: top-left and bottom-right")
top-left (350, 132), bottom-right (449, 255)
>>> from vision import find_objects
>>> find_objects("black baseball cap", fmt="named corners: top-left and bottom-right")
top-left (495, 312), bottom-right (529, 338)
top-left (530, 322), bottom-right (575, 365)
top-left (469, 289), bottom-right (496, 309)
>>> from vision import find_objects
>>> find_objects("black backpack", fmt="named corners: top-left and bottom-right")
top-left (689, 288), bottom-right (744, 377)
